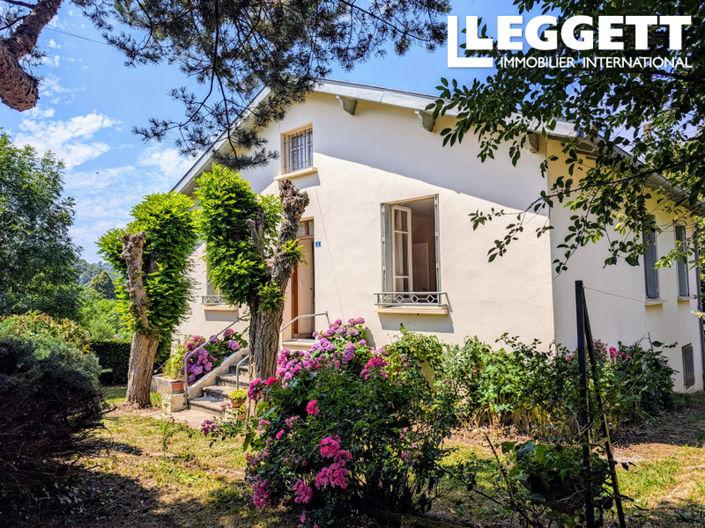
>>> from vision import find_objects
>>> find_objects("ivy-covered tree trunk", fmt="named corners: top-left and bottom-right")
top-left (247, 180), bottom-right (309, 380)
top-left (121, 231), bottom-right (159, 407)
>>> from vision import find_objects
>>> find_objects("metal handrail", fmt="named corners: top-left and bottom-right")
top-left (182, 315), bottom-right (246, 406)
top-left (235, 354), bottom-right (250, 390)
top-left (374, 291), bottom-right (448, 307)
top-left (279, 311), bottom-right (330, 346)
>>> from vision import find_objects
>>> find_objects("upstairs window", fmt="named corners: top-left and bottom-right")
top-left (643, 228), bottom-right (659, 299)
top-left (282, 125), bottom-right (313, 174)
top-left (379, 196), bottom-right (442, 305)
top-left (675, 225), bottom-right (689, 298)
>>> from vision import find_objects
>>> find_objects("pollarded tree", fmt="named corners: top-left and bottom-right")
top-left (98, 193), bottom-right (198, 407)
top-left (196, 165), bottom-right (308, 380)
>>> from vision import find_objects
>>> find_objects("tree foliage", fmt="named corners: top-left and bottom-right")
top-left (98, 192), bottom-right (198, 340)
top-left (431, 0), bottom-right (704, 271)
top-left (89, 270), bottom-right (115, 300)
top-left (196, 165), bottom-right (308, 379)
top-left (74, 0), bottom-right (449, 167)
top-left (0, 133), bottom-right (81, 319)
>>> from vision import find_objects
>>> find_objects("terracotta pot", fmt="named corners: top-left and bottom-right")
top-left (171, 380), bottom-right (185, 393)
top-left (229, 398), bottom-right (245, 409)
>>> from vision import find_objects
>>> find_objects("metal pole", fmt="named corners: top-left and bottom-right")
top-left (582, 293), bottom-right (627, 528)
top-left (575, 280), bottom-right (595, 528)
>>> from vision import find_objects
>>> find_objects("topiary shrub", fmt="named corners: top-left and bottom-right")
top-left (239, 319), bottom-right (459, 527)
top-left (0, 336), bottom-right (103, 504)
top-left (89, 340), bottom-right (131, 385)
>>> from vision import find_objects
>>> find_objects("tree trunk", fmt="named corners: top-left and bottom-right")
top-left (0, 0), bottom-right (63, 111)
top-left (247, 180), bottom-right (309, 382)
top-left (120, 231), bottom-right (158, 408)
top-left (249, 306), bottom-right (285, 380)
top-left (125, 331), bottom-right (160, 407)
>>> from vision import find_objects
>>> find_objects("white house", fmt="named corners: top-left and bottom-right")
top-left (172, 80), bottom-right (704, 393)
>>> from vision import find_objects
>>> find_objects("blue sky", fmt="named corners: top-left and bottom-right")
top-left (0, 0), bottom-right (525, 262)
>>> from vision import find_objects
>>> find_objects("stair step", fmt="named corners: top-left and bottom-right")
top-left (281, 339), bottom-right (315, 351)
top-left (189, 396), bottom-right (229, 414)
top-left (229, 363), bottom-right (249, 374)
top-left (202, 385), bottom-right (237, 399)
top-left (217, 373), bottom-right (250, 387)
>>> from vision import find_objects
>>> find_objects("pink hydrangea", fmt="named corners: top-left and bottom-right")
top-left (275, 429), bottom-right (285, 440)
top-left (293, 479), bottom-right (313, 504)
top-left (285, 415), bottom-right (300, 428)
top-left (360, 353), bottom-right (388, 379)
top-left (306, 400), bottom-right (320, 416)
top-left (248, 377), bottom-right (265, 400)
top-left (252, 478), bottom-right (270, 508)
top-left (265, 376), bottom-right (278, 386)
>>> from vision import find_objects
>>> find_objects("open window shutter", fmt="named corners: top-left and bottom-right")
top-left (381, 203), bottom-right (393, 293)
top-left (643, 230), bottom-right (659, 299)
top-left (434, 195), bottom-right (440, 293)
top-left (676, 226), bottom-right (689, 297)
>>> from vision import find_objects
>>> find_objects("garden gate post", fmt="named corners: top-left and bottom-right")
top-left (580, 284), bottom-right (627, 528)
top-left (575, 280), bottom-right (595, 528)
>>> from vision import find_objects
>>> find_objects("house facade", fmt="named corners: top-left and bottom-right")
top-left (172, 80), bottom-right (704, 393)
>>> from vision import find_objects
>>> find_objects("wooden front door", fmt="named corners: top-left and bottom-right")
top-left (283, 220), bottom-right (315, 339)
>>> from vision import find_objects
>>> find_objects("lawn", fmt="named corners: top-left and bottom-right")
top-left (8, 389), bottom-right (705, 527)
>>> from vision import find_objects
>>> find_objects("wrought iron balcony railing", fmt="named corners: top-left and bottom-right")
top-left (201, 295), bottom-right (227, 305)
top-left (374, 291), bottom-right (448, 307)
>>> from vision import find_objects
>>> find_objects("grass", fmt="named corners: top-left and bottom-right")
top-left (7, 389), bottom-right (705, 527)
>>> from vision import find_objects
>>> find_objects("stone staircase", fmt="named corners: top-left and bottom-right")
top-left (187, 339), bottom-right (316, 415)
top-left (189, 356), bottom-right (252, 414)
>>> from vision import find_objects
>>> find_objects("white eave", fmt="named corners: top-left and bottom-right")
top-left (170, 79), bottom-right (700, 213)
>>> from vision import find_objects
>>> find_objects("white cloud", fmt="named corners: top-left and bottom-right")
top-left (48, 39), bottom-right (60, 49)
top-left (26, 105), bottom-right (55, 119)
top-left (16, 112), bottom-right (119, 168)
top-left (138, 146), bottom-right (193, 186)
top-left (40, 54), bottom-right (61, 67)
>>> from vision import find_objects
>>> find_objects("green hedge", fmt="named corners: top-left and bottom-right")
top-left (90, 340), bottom-right (131, 385)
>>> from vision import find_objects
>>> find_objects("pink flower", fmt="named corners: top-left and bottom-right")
top-left (265, 376), bottom-right (278, 386)
top-left (306, 400), bottom-right (320, 416)
top-left (293, 479), bottom-right (313, 504)
top-left (224, 328), bottom-right (234, 336)
top-left (609, 346), bottom-right (617, 360)
top-left (320, 435), bottom-right (341, 458)
top-left (275, 429), bottom-right (285, 440)
top-left (285, 415), bottom-right (300, 428)
top-left (251, 478), bottom-right (270, 508)
top-left (300, 512), bottom-right (307, 524)
top-left (200, 419), bottom-right (216, 436)
top-left (248, 378), bottom-right (265, 400)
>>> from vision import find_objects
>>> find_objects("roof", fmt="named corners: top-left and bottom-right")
top-left (171, 79), bottom-right (701, 214)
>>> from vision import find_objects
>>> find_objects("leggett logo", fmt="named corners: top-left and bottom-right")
top-left (448, 15), bottom-right (693, 69)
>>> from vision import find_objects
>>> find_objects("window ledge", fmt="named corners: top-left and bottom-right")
top-left (678, 296), bottom-right (692, 302)
top-left (645, 298), bottom-right (663, 306)
top-left (203, 304), bottom-right (238, 312)
top-left (376, 305), bottom-right (448, 316)
top-left (275, 167), bottom-right (318, 181)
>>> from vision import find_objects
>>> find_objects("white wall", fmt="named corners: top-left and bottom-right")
top-left (546, 141), bottom-right (703, 392)
top-left (177, 92), bottom-right (556, 348)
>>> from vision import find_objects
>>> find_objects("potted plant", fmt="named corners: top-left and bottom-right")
top-left (228, 388), bottom-right (247, 408)
top-left (162, 351), bottom-right (185, 392)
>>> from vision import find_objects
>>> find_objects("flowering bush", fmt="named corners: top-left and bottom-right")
top-left (243, 318), bottom-right (459, 526)
top-left (0, 311), bottom-right (92, 353)
top-left (443, 335), bottom-right (677, 436)
top-left (162, 328), bottom-right (246, 384)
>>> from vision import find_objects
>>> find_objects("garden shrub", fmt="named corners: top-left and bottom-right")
top-left (443, 335), bottom-right (677, 436)
top-left (90, 339), bottom-right (131, 385)
top-left (240, 318), bottom-right (459, 527)
top-left (0, 311), bottom-right (91, 352)
top-left (0, 336), bottom-right (103, 503)
top-left (493, 440), bottom-right (611, 527)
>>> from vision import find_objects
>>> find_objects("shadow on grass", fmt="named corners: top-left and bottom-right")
top-left (2, 464), bottom-right (296, 528)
